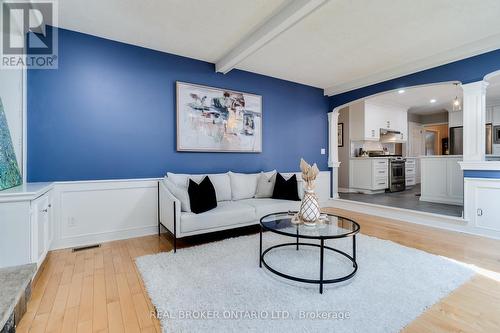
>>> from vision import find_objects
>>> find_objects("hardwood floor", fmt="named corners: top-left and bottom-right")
top-left (17, 208), bottom-right (500, 332)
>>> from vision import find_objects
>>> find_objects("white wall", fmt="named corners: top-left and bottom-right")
top-left (0, 68), bottom-right (25, 175)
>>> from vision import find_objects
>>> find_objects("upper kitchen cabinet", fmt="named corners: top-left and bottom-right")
top-left (349, 100), bottom-right (408, 141)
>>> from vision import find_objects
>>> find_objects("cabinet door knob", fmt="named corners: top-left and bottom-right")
top-left (477, 208), bottom-right (483, 217)
top-left (42, 208), bottom-right (48, 213)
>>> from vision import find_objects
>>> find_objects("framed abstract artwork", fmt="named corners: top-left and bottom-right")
top-left (0, 98), bottom-right (22, 191)
top-left (338, 123), bottom-right (344, 147)
top-left (176, 82), bottom-right (262, 152)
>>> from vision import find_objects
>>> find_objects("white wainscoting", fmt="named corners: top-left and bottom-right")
top-left (51, 178), bottom-right (159, 250)
top-left (420, 156), bottom-right (463, 205)
top-left (45, 171), bottom-right (330, 250)
top-left (464, 178), bottom-right (500, 238)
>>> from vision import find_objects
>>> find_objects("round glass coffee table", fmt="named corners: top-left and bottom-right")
top-left (259, 212), bottom-right (360, 294)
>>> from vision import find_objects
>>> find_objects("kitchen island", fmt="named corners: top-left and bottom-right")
top-left (419, 155), bottom-right (463, 205)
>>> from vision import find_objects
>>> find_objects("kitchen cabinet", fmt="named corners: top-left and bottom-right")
top-left (0, 184), bottom-right (53, 269)
top-left (448, 110), bottom-right (463, 127)
top-left (349, 101), bottom-right (407, 141)
top-left (492, 105), bottom-right (500, 125)
top-left (405, 158), bottom-right (416, 186)
top-left (349, 158), bottom-right (388, 192)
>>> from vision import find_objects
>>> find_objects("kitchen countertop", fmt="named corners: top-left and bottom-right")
top-left (350, 156), bottom-right (392, 159)
top-left (0, 264), bottom-right (36, 330)
top-left (418, 155), bottom-right (463, 159)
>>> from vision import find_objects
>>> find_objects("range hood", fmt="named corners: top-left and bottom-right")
top-left (380, 129), bottom-right (402, 143)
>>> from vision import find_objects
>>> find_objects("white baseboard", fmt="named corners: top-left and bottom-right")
top-left (327, 198), bottom-right (500, 240)
top-left (51, 225), bottom-right (158, 250)
top-left (419, 195), bottom-right (462, 206)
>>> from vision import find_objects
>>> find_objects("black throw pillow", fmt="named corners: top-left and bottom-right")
top-left (272, 173), bottom-right (300, 201)
top-left (188, 176), bottom-right (217, 214)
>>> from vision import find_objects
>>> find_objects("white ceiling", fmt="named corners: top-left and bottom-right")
top-left (57, 0), bottom-right (500, 96)
top-left (367, 83), bottom-right (461, 115)
top-left (58, 0), bottom-right (288, 62)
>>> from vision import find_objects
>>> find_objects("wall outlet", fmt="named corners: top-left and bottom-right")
top-left (321, 148), bottom-right (326, 155)
top-left (67, 217), bottom-right (76, 227)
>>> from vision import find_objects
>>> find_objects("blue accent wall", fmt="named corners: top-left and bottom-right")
top-left (28, 27), bottom-right (329, 182)
top-left (329, 49), bottom-right (500, 109)
top-left (464, 170), bottom-right (500, 179)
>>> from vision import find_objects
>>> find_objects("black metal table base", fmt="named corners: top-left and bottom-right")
top-left (260, 229), bottom-right (357, 294)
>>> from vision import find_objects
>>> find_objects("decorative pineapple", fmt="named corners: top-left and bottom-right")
top-left (298, 158), bottom-right (321, 224)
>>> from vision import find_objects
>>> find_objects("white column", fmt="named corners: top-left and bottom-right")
top-left (328, 110), bottom-right (341, 199)
top-left (462, 81), bottom-right (488, 162)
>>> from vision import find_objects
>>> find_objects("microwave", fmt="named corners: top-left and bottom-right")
top-left (495, 126), bottom-right (500, 144)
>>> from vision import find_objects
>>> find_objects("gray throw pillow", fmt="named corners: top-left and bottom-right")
top-left (255, 172), bottom-right (276, 198)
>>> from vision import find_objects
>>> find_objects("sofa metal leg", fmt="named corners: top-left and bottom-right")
top-left (173, 201), bottom-right (177, 253)
top-left (157, 181), bottom-right (161, 236)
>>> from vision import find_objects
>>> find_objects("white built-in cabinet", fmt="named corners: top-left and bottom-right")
top-left (349, 100), bottom-right (407, 141)
top-left (0, 186), bottom-right (53, 269)
top-left (349, 158), bottom-right (388, 192)
top-left (465, 178), bottom-right (500, 234)
top-left (405, 158), bottom-right (416, 186)
top-left (491, 105), bottom-right (500, 125)
top-left (31, 192), bottom-right (53, 267)
top-left (450, 106), bottom-right (500, 127)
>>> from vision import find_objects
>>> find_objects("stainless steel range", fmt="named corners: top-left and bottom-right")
top-left (388, 157), bottom-right (406, 192)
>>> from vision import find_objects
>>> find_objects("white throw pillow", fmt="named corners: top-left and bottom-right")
top-left (166, 172), bottom-right (231, 202)
top-left (166, 172), bottom-right (202, 188)
top-left (206, 173), bottom-right (232, 201)
top-left (255, 172), bottom-right (276, 198)
top-left (229, 172), bottom-right (259, 200)
top-left (163, 178), bottom-right (191, 212)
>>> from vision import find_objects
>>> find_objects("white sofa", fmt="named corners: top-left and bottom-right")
top-left (158, 171), bottom-right (330, 252)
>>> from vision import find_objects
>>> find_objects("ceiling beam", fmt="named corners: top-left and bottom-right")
top-left (215, 0), bottom-right (328, 74)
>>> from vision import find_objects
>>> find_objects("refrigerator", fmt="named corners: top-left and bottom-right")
top-left (449, 124), bottom-right (492, 155)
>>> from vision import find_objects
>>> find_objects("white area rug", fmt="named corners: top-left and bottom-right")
top-left (136, 233), bottom-right (474, 333)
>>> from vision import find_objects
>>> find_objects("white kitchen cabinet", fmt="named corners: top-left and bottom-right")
top-left (448, 110), bottom-right (463, 127)
top-left (492, 105), bottom-right (500, 126)
top-left (349, 100), bottom-right (407, 141)
top-left (405, 158), bottom-right (416, 186)
top-left (0, 184), bottom-right (53, 269)
top-left (486, 106), bottom-right (493, 124)
top-left (350, 101), bottom-right (379, 140)
top-left (349, 158), bottom-right (388, 192)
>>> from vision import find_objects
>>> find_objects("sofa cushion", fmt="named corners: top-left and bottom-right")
top-left (188, 177), bottom-right (217, 214)
top-left (240, 198), bottom-right (301, 219)
top-left (229, 172), bottom-right (259, 200)
top-left (255, 172), bottom-right (276, 198)
top-left (163, 178), bottom-right (191, 212)
top-left (272, 173), bottom-right (300, 201)
top-left (180, 201), bottom-right (256, 233)
top-left (167, 172), bottom-right (231, 202)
